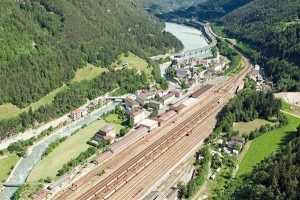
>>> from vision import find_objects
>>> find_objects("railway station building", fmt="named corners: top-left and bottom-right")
top-left (140, 119), bottom-right (158, 131)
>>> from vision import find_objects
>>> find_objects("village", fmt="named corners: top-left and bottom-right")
top-left (23, 43), bottom-right (278, 200)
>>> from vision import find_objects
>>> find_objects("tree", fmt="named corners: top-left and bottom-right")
top-left (233, 143), bottom-right (241, 151)
top-left (150, 110), bottom-right (158, 117)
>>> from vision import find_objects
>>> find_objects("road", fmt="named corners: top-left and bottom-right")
top-left (0, 95), bottom-right (108, 150)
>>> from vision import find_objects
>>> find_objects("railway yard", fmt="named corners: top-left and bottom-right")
top-left (52, 53), bottom-right (251, 200)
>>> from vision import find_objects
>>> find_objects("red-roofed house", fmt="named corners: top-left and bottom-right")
top-left (94, 125), bottom-right (116, 142)
top-left (170, 89), bottom-right (182, 98)
top-left (125, 98), bottom-right (139, 109)
top-left (70, 108), bottom-right (88, 121)
top-left (130, 109), bottom-right (146, 125)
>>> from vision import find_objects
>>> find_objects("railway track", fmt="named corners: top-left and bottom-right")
top-left (54, 91), bottom-right (218, 200)
top-left (56, 52), bottom-right (252, 200)
top-left (76, 95), bottom-right (222, 200)
top-left (112, 113), bottom-right (219, 200)
top-left (75, 76), bottom-right (246, 200)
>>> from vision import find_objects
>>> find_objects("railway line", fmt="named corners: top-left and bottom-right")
top-left (112, 115), bottom-right (218, 200)
top-left (55, 48), bottom-right (252, 200)
top-left (75, 78), bottom-right (246, 199)
top-left (75, 95), bottom-right (222, 200)
top-left (102, 79), bottom-right (237, 200)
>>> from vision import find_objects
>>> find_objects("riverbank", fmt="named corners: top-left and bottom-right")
top-left (0, 102), bottom-right (117, 200)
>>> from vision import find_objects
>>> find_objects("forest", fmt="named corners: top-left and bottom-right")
top-left (0, 69), bottom-right (151, 140)
top-left (157, 0), bottom-right (300, 91)
top-left (205, 88), bottom-right (282, 144)
top-left (214, 128), bottom-right (300, 200)
top-left (139, 0), bottom-right (206, 14)
top-left (232, 130), bottom-right (300, 199)
top-left (0, 0), bottom-right (182, 107)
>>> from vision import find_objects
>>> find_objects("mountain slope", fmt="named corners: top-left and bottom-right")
top-left (156, 0), bottom-right (252, 21)
top-left (139, 0), bottom-right (206, 14)
top-left (219, 0), bottom-right (300, 91)
top-left (233, 131), bottom-right (300, 199)
top-left (0, 0), bottom-right (182, 107)
top-left (157, 0), bottom-right (300, 91)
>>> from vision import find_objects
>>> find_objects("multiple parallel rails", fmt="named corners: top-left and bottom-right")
top-left (76, 94), bottom-right (222, 200)
top-left (112, 107), bottom-right (221, 200)
top-left (56, 52), bottom-right (252, 200)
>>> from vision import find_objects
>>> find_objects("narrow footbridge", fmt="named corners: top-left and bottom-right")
top-left (2, 182), bottom-right (23, 187)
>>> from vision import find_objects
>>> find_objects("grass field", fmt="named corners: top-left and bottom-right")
top-left (0, 154), bottom-right (19, 182)
top-left (233, 119), bottom-right (278, 135)
top-left (72, 63), bottom-right (108, 82)
top-left (27, 118), bottom-right (124, 182)
top-left (114, 52), bottom-right (152, 77)
top-left (0, 85), bottom-right (67, 120)
top-left (237, 113), bottom-right (299, 176)
top-left (280, 99), bottom-right (300, 117)
top-left (226, 38), bottom-right (237, 45)
top-left (104, 114), bottom-right (124, 124)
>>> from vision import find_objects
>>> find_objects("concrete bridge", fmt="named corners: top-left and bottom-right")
top-left (173, 22), bottom-right (217, 60)
top-left (105, 96), bottom-right (126, 102)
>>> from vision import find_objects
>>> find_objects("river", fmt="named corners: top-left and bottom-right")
top-left (164, 22), bottom-right (209, 51)
top-left (0, 102), bottom-right (118, 200)
top-left (161, 22), bottom-right (211, 89)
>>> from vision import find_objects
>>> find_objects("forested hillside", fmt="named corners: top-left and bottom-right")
top-left (219, 0), bottom-right (300, 91)
top-left (156, 0), bottom-right (251, 21)
top-left (0, 0), bottom-right (182, 107)
top-left (139, 0), bottom-right (206, 14)
top-left (158, 0), bottom-right (300, 92)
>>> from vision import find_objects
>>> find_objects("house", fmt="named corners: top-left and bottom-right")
top-left (197, 58), bottom-right (210, 68)
top-left (70, 108), bottom-right (88, 121)
top-left (170, 89), bottom-right (182, 98)
top-left (140, 119), bottom-right (158, 131)
top-left (149, 100), bottom-right (163, 110)
top-left (209, 62), bottom-right (223, 72)
top-left (142, 91), bottom-right (156, 100)
top-left (160, 93), bottom-right (175, 105)
top-left (87, 101), bottom-right (97, 110)
top-left (251, 64), bottom-right (260, 77)
top-left (228, 136), bottom-right (245, 149)
top-left (136, 95), bottom-right (150, 106)
top-left (125, 98), bottom-right (139, 109)
top-left (94, 125), bottom-right (116, 142)
top-left (175, 68), bottom-right (191, 78)
top-left (130, 109), bottom-right (146, 125)
top-left (156, 90), bottom-right (169, 98)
